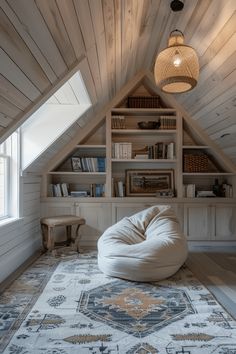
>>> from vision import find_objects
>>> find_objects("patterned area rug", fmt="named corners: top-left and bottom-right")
top-left (1, 249), bottom-right (236, 354)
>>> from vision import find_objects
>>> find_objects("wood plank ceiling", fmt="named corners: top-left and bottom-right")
top-left (0, 0), bottom-right (235, 166)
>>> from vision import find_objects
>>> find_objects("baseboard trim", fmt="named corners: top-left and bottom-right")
top-left (0, 249), bottom-right (42, 293)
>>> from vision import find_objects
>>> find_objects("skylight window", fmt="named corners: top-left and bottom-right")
top-left (21, 71), bottom-right (91, 170)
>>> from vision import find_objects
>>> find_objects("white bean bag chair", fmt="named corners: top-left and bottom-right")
top-left (97, 205), bottom-right (188, 281)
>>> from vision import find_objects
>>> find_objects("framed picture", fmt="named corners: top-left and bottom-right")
top-left (71, 157), bottom-right (82, 172)
top-left (125, 169), bottom-right (174, 196)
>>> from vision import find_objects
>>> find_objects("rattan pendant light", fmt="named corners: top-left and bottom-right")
top-left (154, 29), bottom-right (199, 94)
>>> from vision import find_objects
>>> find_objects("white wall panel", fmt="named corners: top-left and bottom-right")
top-left (0, 175), bottom-right (41, 284)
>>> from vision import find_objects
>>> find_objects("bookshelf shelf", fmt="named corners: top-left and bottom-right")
top-left (75, 144), bottom-right (106, 148)
top-left (182, 145), bottom-right (209, 149)
top-left (48, 171), bottom-right (106, 175)
top-left (111, 108), bottom-right (176, 115)
top-left (112, 129), bottom-right (176, 135)
top-left (111, 159), bottom-right (177, 163)
top-left (183, 172), bottom-right (234, 176)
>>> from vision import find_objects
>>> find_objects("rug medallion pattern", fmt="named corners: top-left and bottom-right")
top-left (78, 280), bottom-right (195, 337)
top-left (0, 249), bottom-right (236, 353)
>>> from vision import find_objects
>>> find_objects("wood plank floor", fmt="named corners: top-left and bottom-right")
top-left (187, 246), bottom-right (236, 320)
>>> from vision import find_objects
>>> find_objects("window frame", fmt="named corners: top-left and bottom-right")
top-left (0, 132), bottom-right (20, 223)
top-left (0, 154), bottom-right (10, 220)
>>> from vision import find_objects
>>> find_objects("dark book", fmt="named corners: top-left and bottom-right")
top-left (97, 157), bottom-right (106, 172)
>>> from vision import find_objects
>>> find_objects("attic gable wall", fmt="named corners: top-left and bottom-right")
top-left (25, 70), bottom-right (235, 178)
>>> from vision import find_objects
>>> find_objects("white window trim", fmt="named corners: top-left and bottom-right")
top-left (0, 131), bottom-right (20, 223)
top-left (0, 155), bottom-right (9, 220)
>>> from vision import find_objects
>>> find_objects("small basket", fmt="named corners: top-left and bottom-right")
top-left (184, 154), bottom-right (208, 173)
top-left (127, 96), bottom-right (160, 108)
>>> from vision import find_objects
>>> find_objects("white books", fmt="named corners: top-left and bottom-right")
top-left (186, 184), bottom-right (195, 198)
top-left (167, 142), bottom-right (175, 159)
top-left (61, 183), bottom-right (69, 197)
top-left (134, 154), bottom-right (149, 159)
top-left (223, 183), bottom-right (233, 198)
top-left (117, 181), bottom-right (124, 197)
top-left (56, 183), bottom-right (62, 197)
top-left (112, 142), bottom-right (132, 159)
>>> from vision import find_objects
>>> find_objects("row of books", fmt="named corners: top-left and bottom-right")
top-left (112, 142), bottom-right (175, 160)
top-left (147, 142), bottom-right (175, 160)
top-left (159, 116), bottom-right (176, 129)
top-left (89, 183), bottom-right (105, 197)
top-left (70, 184), bottom-right (106, 198)
top-left (112, 115), bottom-right (126, 129)
top-left (111, 115), bottom-right (176, 130)
top-left (72, 157), bottom-right (106, 172)
top-left (184, 184), bottom-right (196, 198)
top-left (112, 142), bottom-right (132, 159)
top-left (49, 183), bottom-right (106, 198)
top-left (222, 183), bottom-right (233, 198)
top-left (183, 183), bottom-right (233, 198)
top-left (49, 183), bottom-right (69, 197)
top-left (112, 179), bottom-right (125, 197)
top-left (127, 96), bottom-right (160, 108)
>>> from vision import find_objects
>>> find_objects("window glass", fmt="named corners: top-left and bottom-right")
top-left (21, 71), bottom-right (91, 170)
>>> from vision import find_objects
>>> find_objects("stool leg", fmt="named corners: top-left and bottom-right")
top-left (40, 224), bottom-right (47, 252)
top-left (47, 227), bottom-right (55, 252)
top-left (74, 224), bottom-right (82, 252)
top-left (66, 225), bottom-right (72, 246)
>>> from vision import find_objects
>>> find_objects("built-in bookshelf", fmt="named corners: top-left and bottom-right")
top-left (182, 121), bottom-right (235, 198)
top-left (47, 144), bottom-right (106, 198)
top-left (45, 95), bottom-right (235, 199)
top-left (106, 107), bottom-right (180, 198)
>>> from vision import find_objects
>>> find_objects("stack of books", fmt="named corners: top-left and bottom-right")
top-left (112, 115), bottom-right (126, 129)
top-left (222, 183), bottom-right (233, 197)
top-left (72, 157), bottom-right (106, 172)
top-left (184, 184), bottom-right (196, 198)
top-left (112, 143), bottom-right (132, 159)
top-left (112, 179), bottom-right (124, 197)
top-left (127, 96), bottom-right (160, 108)
top-left (70, 191), bottom-right (88, 197)
top-left (147, 142), bottom-right (175, 159)
top-left (90, 183), bottom-right (105, 197)
top-left (159, 116), bottom-right (176, 129)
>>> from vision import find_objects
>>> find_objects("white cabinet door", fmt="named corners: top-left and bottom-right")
top-left (75, 203), bottom-right (112, 248)
top-left (184, 204), bottom-right (212, 240)
top-left (214, 204), bottom-right (236, 240)
top-left (112, 203), bottom-right (153, 223)
top-left (112, 202), bottom-right (182, 226)
top-left (40, 201), bottom-right (75, 217)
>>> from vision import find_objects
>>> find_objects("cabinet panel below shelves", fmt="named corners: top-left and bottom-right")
top-left (40, 199), bottom-right (236, 243)
top-left (75, 203), bottom-right (112, 248)
top-left (214, 205), bottom-right (236, 240)
top-left (184, 204), bottom-right (212, 240)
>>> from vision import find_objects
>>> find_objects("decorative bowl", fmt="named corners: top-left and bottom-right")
top-left (138, 121), bottom-right (160, 129)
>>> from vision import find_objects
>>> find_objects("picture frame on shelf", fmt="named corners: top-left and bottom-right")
top-left (71, 157), bottom-right (82, 172)
top-left (125, 169), bottom-right (174, 197)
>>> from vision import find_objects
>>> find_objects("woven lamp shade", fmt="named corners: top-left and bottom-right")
top-left (154, 31), bottom-right (199, 93)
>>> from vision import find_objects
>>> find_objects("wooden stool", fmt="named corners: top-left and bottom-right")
top-left (40, 215), bottom-right (85, 253)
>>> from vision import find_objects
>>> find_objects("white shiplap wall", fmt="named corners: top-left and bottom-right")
top-left (0, 175), bottom-right (41, 284)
